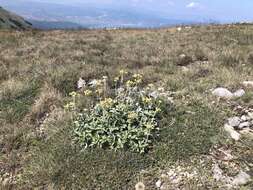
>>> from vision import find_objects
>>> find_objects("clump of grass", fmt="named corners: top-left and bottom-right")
top-left (21, 125), bottom-right (153, 190)
top-left (0, 79), bottom-right (41, 123)
top-left (29, 83), bottom-right (61, 125)
top-left (153, 98), bottom-right (223, 162)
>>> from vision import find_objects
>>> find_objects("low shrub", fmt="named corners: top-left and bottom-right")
top-left (67, 72), bottom-right (167, 153)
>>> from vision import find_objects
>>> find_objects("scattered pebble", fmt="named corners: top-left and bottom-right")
top-left (238, 121), bottom-right (251, 130)
top-left (135, 182), bottom-right (145, 190)
top-left (243, 81), bottom-right (253, 88)
top-left (228, 117), bottom-right (241, 127)
top-left (212, 88), bottom-right (234, 99)
top-left (241, 115), bottom-right (248, 121)
top-left (213, 164), bottom-right (223, 181)
top-left (224, 124), bottom-right (241, 141)
top-left (77, 78), bottom-right (86, 89)
top-left (233, 89), bottom-right (245, 97)
top-left (212, 87), bottom-right (245, 99)
top-left (155, 180), bottom-right (162, 188)
top-left (232, 171), bottom-right (251, 186)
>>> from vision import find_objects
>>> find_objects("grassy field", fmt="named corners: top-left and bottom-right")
top-left (0, 24), bottom-right (253, 189)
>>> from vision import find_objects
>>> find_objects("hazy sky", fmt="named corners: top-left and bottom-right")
top-left (1, 0), bottom-right (253, 22)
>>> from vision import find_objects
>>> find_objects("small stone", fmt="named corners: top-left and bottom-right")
top-left (233, 89), bottom-right (245, 97)
top-left (232, 171), bottom-right (251, 186)
top-left (224, 124), bottom-right (241, 141)
top-left (228, 117), bottom-right (241, 127)
top-left (243, 81), bottom-right (253, 88)
top-left (88, 79), bottom-right (98, 87)
top-left (135, 182), bottom-right (145, 190)
top-left (212, 88), bottom-right (234, 99)
top-left (248, 112), bottom-right (253, 119)
top-left (241, 115), bottom-right (248, 121)
top-left (155, 180), bottom-right (162, 188)
top-left (149, 91), bottom-right (159, 99)
top-left (77, 78), bottom-right (86, 89)
top-left (238, 122), bottom-right (251, 130)
top-left (213, 164), bottom-right (223, 181)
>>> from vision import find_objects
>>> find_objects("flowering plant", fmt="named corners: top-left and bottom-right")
top-left (67, 71), bottom-right (167, 153)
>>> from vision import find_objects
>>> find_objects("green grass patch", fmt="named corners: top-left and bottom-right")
top-left (153, 99), bottom-right (223, 163)
top-left (0, 80), bottom-right (40, 123)
top-left (21, 126), bottom-right (153, 190)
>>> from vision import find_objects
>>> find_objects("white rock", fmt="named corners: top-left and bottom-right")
top-left (243, 81), bottom-right (253, 88)
top-left (213, 164), bottom-right (223, 181)
top-left (212, 88), bottom-right (234, 99)
top-left (135, 182), bottom-right (145, 190)
top-left (155, 180), bottom-right (162, 188)
top-left (224, 124), bottom-right (241, 141)
top-left (232, 171), bottom-right (251, 186)
top-left (88, 79), bottom-right (98, 87)
top-left (177, 27), bottom-right (182, 31)
top-left (228, 117), bottom-right (241, 127)
top-left (241, 115), bottom-right (248, 121)
top-left (233, 89), bottom-right (245, 97)
top-left (238, 122), bottom-right (251, 129)
top-left (248, 112), bottom-right (253, 119)
top-left (149, 91), bottom-right (159, 99)
top-left (77, 78), bottom-right (86, 89)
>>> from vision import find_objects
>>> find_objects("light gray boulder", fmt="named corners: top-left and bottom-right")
top-left (233, 89), bottom-right (245, 97)
top-left (212, 88), bottom-right (234, 99)
top-left (77, 78), bottom-right (86, 89)
top-left (238, 122), bottom-right (251, 130)
top-left (232, 171), bottom-right (251, 186)
top-left (224, 124), bottom-right (241, 141)
top-left (243, 81), bottom-right (253, 88)
top-left (228, 117), bottom-right (241, 127)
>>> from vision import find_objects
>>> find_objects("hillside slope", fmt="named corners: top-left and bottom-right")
top-left (0, 6), bottom-right (32, 29)
top-left (0, 25), bottom-right (252, 189)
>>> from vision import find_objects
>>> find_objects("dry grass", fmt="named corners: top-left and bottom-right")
top-left (0, 24), bottom-right (253, 189)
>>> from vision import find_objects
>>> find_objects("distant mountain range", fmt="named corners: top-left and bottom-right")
top-left (0, 1), bottom-right (219, 29)
top-left (0, 6), bottom-right (32, 29)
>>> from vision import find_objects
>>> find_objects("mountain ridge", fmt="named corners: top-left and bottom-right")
top-left (0, 6), bottom-right (32, 29)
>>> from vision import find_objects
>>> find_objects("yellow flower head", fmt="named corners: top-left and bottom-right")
top-left (69, 91), bottom-right (77, 97)
top-left (142, 97), bottom-right (152, 104)
top-left (128, 111), bottom-right (138, 120)
top-left (155, 107), bottom-right (162, 113)
top-left (126, 80), bottom-right (135, 87)
top-left (84, 89), bottom-right (92, 96)
top-left (100, 98), bottom-right (114, 108)
top-left (133, 74), bottom-right (143, 79)
top-left (64, 102), bottom-right (75, 110)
